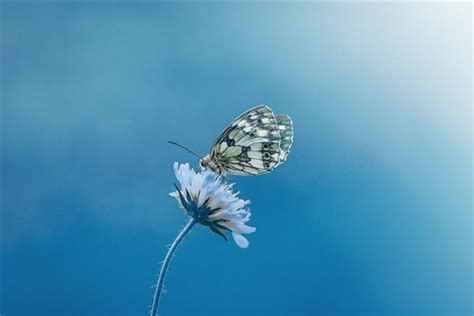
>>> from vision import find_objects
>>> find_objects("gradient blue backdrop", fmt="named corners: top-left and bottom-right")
top-left (2, 3), bottom-right (472, 316)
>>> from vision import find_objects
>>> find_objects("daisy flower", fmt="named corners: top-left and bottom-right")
top-left (170, 162), bottom-right (256, 248)
top-left (151, 162), bottom-right (255, 316)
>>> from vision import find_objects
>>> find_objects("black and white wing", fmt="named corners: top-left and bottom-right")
top-left (275, 114), bottom-right (293, 163)
top-left (209, 105), bottom-right (293, 176)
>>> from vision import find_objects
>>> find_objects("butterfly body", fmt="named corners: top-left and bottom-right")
top-left (200, 105), bottom-right (293, 176)
top-left (199, 154), bottom-right (223, 174)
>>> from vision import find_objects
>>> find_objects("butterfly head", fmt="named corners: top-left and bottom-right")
top-left (199, 155), bottom-right (211, 169)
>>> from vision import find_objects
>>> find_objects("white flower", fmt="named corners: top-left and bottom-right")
top-left (170, 162), bottom-right (256, 248)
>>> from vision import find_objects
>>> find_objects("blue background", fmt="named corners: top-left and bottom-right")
top-left (2, 3), bottom-right (472, 316)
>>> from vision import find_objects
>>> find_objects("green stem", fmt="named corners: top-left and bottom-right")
top-left (151, 217), bottom-right (196, 316)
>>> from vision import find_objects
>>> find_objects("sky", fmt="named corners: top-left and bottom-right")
top-left (1, 2), bottom-right (472, 316)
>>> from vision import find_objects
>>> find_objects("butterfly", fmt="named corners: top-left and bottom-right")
top-left (170, 105), bottom-right (293, 176)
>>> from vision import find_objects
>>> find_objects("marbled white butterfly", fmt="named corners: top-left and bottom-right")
top-left (170, 105), bottom-right (293, 176)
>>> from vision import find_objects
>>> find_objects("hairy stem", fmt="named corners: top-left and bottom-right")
top-left (151, 217), bottom-right (196, 316)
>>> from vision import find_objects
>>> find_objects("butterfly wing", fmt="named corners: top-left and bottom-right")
top-left (209, 105), bottom-right (291, 176)
top-left (275, 114), bottom-right (293, 163)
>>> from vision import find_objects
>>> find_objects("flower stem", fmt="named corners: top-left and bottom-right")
top-left (151, 217), bottom-right (196, 316)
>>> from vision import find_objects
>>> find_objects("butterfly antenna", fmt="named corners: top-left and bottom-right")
top-left (168, 141), bottom-right (203, 160)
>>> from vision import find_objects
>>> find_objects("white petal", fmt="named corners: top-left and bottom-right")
top-left (232, 233), bottom-right (249, 249)
top-left (223, 221), bottom-right (256, 235)
top-left (236, 223), bottom-right (256, 234)
top-left (175, 162), bottom-right (193, 191)
top-left (169, 191), bottom-right (178, 198)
